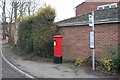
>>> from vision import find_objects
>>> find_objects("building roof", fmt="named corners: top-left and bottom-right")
top-left (57, 8), bottom-right (120, 27)
top-left (75, 2), bottom-right (85, 8)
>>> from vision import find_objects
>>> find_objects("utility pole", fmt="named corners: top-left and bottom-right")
top-left (92, 11), bottom-right (95, 71)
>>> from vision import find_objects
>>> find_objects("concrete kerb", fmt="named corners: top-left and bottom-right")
top-left (1, 49), bottom-right (36, 79)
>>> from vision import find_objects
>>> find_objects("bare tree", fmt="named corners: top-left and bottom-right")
top-left (12, 0), bottom-right (29, 45)
top-left (0, 0), bottom-right (40, 43)
top-left (0, 0), bottom-right (13, 41)
top-left (1, 0), bottom-right (7, 40)
top-left (28, 1), bottom-right (31, 16)
top-left (27, 0), bottom-right (39, 15)
top-left (7, 1), bottom-right (14, 43)
top-left (10, 2), bottom-right (14, 23)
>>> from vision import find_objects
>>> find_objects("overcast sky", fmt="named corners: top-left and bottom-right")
top-left (0, 0), bottom-right (119, 22)
top-left (40, 0), bottom-right (86, 22)
top-left (0, 0), bottom-right (86, 22)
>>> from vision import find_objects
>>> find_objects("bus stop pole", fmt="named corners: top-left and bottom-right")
top-left (92, 11), bottom-right (95, 71)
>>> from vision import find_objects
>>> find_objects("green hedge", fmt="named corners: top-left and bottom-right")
top-left (18, 6), bottom-right (57, 57)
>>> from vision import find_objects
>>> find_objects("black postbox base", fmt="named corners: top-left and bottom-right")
top-left (54, 56), bottom-right (62, 64)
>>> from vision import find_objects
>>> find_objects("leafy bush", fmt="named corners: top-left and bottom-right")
top-left (18, 16), bottom-right (34, 53)
top-left (101, 44), bottom-right (120, 71)
top-left (18, 6), bottom-right (57, 57)
top-left (107, 45), bottom-right (118, 55)
top-left (74, 58), bottom-right (83, 66)
top-left (112, 56), bottom-right (120, 69)
top-left (32, 25), bottom-right (56, 57)
top-left (107, 45), bottom-right (120, 69)
top-left (101, 57), bottom-right (114, 71)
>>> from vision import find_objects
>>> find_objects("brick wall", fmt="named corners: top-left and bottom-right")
top-left (76, 2), bottom-right (114, 16)
top-left (58, 23), bottom-right (119, 61)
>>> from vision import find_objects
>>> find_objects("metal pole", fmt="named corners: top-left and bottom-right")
top-left (92, 11), bottom-right (95, 71)
top-left (92, 49), bottom-right (95, 71)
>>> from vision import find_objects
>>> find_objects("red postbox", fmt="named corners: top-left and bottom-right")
top-left (53, 35), bottom-right (63, 64)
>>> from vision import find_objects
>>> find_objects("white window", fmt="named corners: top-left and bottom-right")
top-left (110, 3), bottom-right (118, 8)
top-left (111, 5), bottom-right (116, 8)
top-left (104, 6), bottom-right (109, 9)
top-left (97, 6), bottom-right (104, 10)
top-left (97, 3), bottom-right (118, 10)
top-left (98, 7), bottom-right (104, 10)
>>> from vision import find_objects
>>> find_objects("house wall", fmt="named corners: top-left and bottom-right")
top-left (76, 2), bottom-right (113, 16)
top-left (58, 23), bottom-right (119, 61)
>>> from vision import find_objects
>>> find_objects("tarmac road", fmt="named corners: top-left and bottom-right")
top-left (2, 59), bottom-right (24, 78)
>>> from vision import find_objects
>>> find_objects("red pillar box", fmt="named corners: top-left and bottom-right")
top-left (53, 35), bottom-right (63, 64)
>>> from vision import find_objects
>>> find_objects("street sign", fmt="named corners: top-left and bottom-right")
top-left (90, 30), bottom-right (94, 49)
top-left (89, 15), bottom-right (94, 27)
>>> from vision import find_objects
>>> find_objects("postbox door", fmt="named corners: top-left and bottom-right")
top-left (53, 35), bottom-right (63, 57)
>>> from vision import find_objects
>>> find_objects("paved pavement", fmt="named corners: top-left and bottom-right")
top-left (2, 44), bottom-right (119, 80)
top-left (2, 44), bottom-right (109, 78)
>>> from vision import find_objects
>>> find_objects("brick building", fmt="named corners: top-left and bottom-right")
top-left (57, 5), bottom-right (120, 61)
top-left (75, 0), bottom-right (120, 16)
top-left (76, 2), bottom-right (111, 16)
